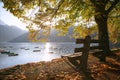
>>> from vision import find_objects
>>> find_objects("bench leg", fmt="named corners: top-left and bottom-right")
top-left (67, 57), bottom-right (81, 67)
top-left (79, 52), bottom-right (89, 72)
top-left (99, 53), bottom-right (106, 62)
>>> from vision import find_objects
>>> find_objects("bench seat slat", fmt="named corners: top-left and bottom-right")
top-left (61, 52), bottom-right (82, 58)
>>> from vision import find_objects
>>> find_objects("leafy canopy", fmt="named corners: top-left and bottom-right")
top-left (1, 0), bottom-right (120, 42)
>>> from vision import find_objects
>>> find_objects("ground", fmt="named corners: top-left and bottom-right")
top-left (0, 49), bottom-right (120, 80)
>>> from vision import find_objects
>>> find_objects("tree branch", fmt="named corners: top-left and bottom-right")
top-left (104, 0), bottom-right (110, 6)
top-left (70, 0), bottom-right (78, 9)
top-left (109, 15), bottom-right (120, 18)
top-left (51, 0), bottom-right (64, 19)
top-left (106, 0), bottom-right (120, 14)
top-left (90, 0), bottom-right (95, 3)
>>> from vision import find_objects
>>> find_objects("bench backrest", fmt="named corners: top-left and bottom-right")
top-left (74, 36), bottom-right (102, 53)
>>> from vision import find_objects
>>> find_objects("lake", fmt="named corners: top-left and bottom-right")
top-left (0, 42), bottom-right (85, 69)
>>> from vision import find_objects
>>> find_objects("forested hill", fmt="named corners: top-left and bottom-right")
top-left (0, 24), bottom-right (26, 42)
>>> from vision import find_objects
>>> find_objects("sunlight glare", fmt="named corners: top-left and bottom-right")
top-left (25, 6), bottom-right (39, 18)
top-left (0, 3), bottom-right (28, 31)
top-left (45, 43), bottom-right (51, 53)
top-left (43, 42), bottom-right (53, 61)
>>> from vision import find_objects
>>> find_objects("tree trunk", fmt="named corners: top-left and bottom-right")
top-left (95, 12), bottom-right (111, 58)
top-left (93, 1), bottom-right (112, 61)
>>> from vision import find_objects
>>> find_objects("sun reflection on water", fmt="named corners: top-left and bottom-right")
top-left (43, 42), bottom-right (54, 61)
top-left (45, 43), bottom-right (51, 53)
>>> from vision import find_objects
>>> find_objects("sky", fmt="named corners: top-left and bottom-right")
top-left (0, 2), bottom-right (28, 31)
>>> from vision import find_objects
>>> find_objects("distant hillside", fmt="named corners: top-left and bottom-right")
top-left (10, 28), bottom-right (75, 42)
top-left (0, 24), bottom-right (26, 42)
top-left (9, 33), bottom-right (29, 42)
top-left (49, 28), bottom-right (75, 42)
top-left (49, 36), bottom-right (75, 42)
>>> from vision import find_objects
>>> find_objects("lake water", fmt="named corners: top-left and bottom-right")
top-left (0, 42), bottom-right (85, 69)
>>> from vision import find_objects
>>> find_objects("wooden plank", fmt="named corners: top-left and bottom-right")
top-left (89, 49), bottom-right (103, 53)
top-left (76, 39), bottom-right (99, 44)
top-left (90, 46), bottom-right (102, 50)
top-left (73, 52), bottom-right (82, 55)
top-left (90, 40), bottom-right (99, 43)
top-left (76, 39), bottom-right (85, 44)
top-left (74, 48), bottom-right (84, 53)
top-left (61, 53), bottom-right (73, 58)
top-left (61, 53), bottom-right (82, 58)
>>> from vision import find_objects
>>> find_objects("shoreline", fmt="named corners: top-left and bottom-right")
top-left (0, 50), bottom-right (120, 80)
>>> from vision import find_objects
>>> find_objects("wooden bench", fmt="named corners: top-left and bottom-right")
top-left (61, 52), bottom-right (82, 63)
top-left (61, 35), bottom-right (104, 72)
